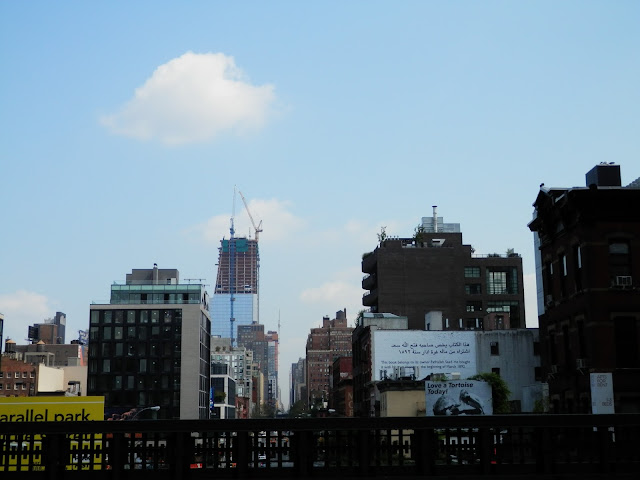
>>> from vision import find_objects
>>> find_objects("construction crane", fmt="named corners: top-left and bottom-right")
top-left (238, 190), bottom-right (263, 242)
top-left (229, 187), bottom-right (237, 346)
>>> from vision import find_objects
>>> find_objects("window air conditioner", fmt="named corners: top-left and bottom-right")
top-left (614, 276), bottom-right (632, 287)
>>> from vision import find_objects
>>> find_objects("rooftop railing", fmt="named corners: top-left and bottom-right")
top-left (1, 414), bottom-right (638, 479)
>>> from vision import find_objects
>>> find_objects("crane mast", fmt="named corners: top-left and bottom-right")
top-left (229, 187), bottom-right (236, 346)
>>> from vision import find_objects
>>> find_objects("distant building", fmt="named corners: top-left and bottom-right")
top-left (330, 356), bottom-right (353, 417)
top-left (362, 209), bottom-right (525, 331)
top-left (528, 163), bottom-right (640, 413)
top-left (211, 237), bottom-right (260, 343)
top-left (210, 342), bottom-right (254, 419)
top-left (87, 265), bottom-right (211, 419)
top-left (13, 342), bottom-right (87, 367)
top-left (305, 309), bottom-right (353, 408)
top-left (0, 341), bottom-right (36, 397)
top-left (211, 361), bottom-right (237, 419)
top-left (27, 312), bottom-right (67, 345)
top-left (237, 323), bottom-right (279, 409)
top-left (290, 357), bottom-right (306, 409)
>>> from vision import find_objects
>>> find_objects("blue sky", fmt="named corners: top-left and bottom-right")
top-left (1, 1), bottom-right (639, 409)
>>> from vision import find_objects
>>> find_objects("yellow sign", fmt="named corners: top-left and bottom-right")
top-left (0, 397), bottom-right (105, 472)
top-left (0, 396), bottom-right (104, 422)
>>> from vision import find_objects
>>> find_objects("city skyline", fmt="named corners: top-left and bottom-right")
top-left (2, 2), bottom-right (639, 410)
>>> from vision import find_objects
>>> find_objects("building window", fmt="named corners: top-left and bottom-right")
top-left (573, 245), bottom-right (583, 291)
top-left (534, 367), bottom-right (542, 381)
top-left (14, 372), bottom-right (19, 379)
top-left (490, 342), bottom-right (499, 355)
top-left (491, 367), bottom-right (500, 376)
top-left (464, 267), bottom-right (481, 278)
top-left (466, 301), bottom-right (482, 312)
top-left (22, 372), bottom-right (27, 378)
top-left (465, 284), bottom-right (482, 294)
top-left (487, 267), bottom-right (518, 294)
top-left (487, 301), bottom-right (521, 328)
top-left (609, 240), bottom-right (632, 282)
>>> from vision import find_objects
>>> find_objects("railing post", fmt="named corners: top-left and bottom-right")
top-left (413, 427), bottom-right (433, 475)
top-left (235, 430), bottom-right (249, 476)
top-left (44, 432), bottom-right (60, 480)
top-left (110, 432), bottom-right (125, 476)
top-left (294, 430), bottom-right (312, 477)
top-left (597, 426), bottom-right (611, 475)
top-left (357, 429), bottom-right (370, 476)
top-left (478, 426), bottom-right (492, 474)
top-left (171, 431), bottom-right (189, 480)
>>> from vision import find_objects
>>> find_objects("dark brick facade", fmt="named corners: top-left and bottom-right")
top-left (529, 164), bottom-right (640, 413)
top-left (361, 234), bottom-right (525, 331)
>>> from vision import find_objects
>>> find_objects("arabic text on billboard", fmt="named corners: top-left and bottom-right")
top-left (373, 330), bottom-right (476, 381)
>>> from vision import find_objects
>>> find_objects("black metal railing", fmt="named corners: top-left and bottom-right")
top-left (1, 414), bottom-right (639, 479)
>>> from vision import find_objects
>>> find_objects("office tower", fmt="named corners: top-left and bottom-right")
top-left (87, 265), bottom-right (211, 419)
top-left (362, 209), bottom-right (525, 331)
top-left (211, 237), bottom-right (259, 344)
top-left (529, 164), bottom-right (640, 413)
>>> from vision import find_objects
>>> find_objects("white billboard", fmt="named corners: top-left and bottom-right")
top-left (590, 372), bottom-right (614, 414)
top-left (426, 380), bottom-right (493, 416)
top-left (372, 330), bottom-right (476, 381)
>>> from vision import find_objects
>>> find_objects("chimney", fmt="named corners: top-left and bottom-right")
top-left (432, 206), bottom-right (438, 233)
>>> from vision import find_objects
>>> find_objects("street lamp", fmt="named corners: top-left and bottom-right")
top-left (129, 406), bottom-right (160, 420)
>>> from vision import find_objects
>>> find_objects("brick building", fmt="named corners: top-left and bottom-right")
top-left (529, 163), bottom-right (640, 413)
top-left (305, 309), bottom-right (353, 408)
top-left (362, 210), bottom-right (525, 331)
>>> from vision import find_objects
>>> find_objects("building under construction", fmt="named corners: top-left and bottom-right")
top-left (210, 236), bottom-right (260, 341)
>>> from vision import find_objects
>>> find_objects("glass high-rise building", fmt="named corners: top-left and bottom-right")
top-left (211, 237), bottom-right (259, 343)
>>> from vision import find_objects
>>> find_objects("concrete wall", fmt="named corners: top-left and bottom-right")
top-left (180, 303), bottom-right (209, 419)
top-left (476, 329), bottom-right (541, 411)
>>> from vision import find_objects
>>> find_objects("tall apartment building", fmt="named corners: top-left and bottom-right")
top-left (362, 211), bottom-right (525, 331)
top-left (87, 265), bottom-right (211, 419)
top-left (528, 164), bottom-right (640, 413)
top-left (237, 324), bottom-right (279, 409)
top-left (211, 237), bottom-right (260, 344)
top-left (305, 309), bottom-right (353, 407)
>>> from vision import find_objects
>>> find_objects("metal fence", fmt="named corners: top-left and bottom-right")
top-left (1, 414), bottom-right (639, 479)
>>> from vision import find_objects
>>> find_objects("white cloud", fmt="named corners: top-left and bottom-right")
top-left (100, 52), bottom-right (276, 145)
top-left (187, 197), bottom-right (304, 245)
top-left (299, 269), bottom-right (364, 320)
top-left (0, 290), bottom-right (52, 342)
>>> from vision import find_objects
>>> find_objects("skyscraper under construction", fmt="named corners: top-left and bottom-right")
top-left (210, 236), bottom-right (260, 343)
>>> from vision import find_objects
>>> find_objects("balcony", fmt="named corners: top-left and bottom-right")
top-left (362, 289), bottom-right (378, 307)
top-left (361, 252), bottom-right (377, 274)
top-left (362, 273), bottom-right (377, 290)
